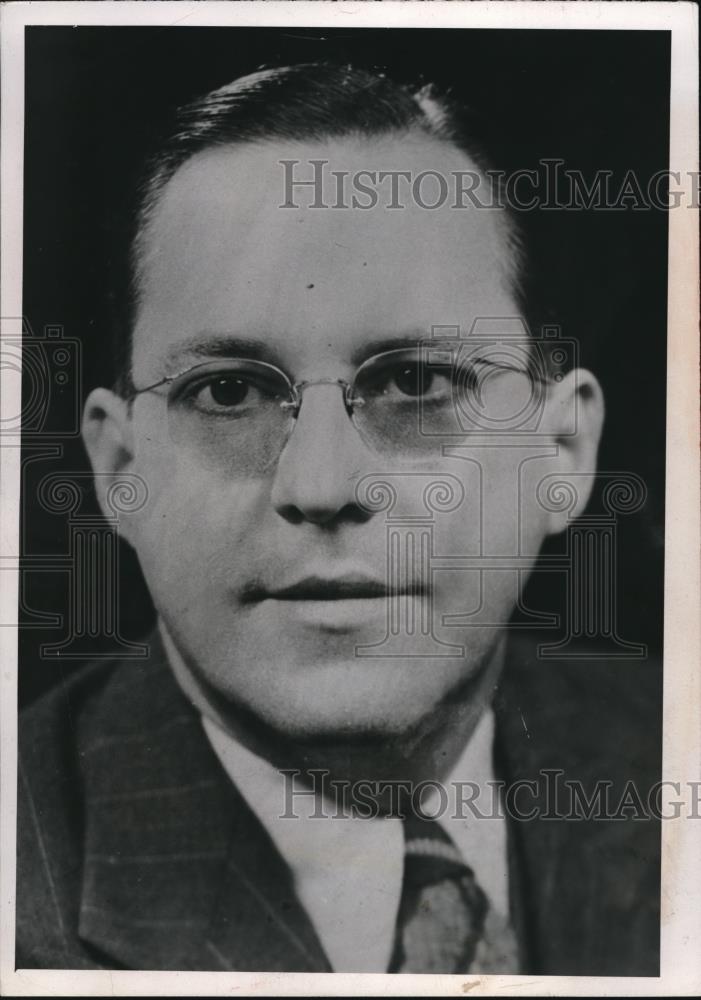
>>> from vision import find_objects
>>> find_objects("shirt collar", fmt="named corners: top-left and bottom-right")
top-left (161, 620), bottom-right (507, 970)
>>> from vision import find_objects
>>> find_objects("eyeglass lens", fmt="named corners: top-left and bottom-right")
top-left (162, 346), bottom-right (546, 474)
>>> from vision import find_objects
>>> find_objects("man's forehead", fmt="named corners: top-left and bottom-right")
top-left (133, 135), bottom-right (518, 374)
top-left (143, 134), bottom-right (508, 241)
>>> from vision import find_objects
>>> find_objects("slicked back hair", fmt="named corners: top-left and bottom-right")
top-left (115, 62), bottom-right (527, 393)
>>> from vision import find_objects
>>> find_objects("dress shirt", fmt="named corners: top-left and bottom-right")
top-left (163, 626), bottom-right (509, 973)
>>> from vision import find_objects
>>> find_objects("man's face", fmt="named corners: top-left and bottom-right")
top-left (121, 135), bottom-right (555, 741)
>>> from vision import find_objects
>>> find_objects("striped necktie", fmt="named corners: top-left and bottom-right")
top-left (388, 812), bottom-right (520, 974)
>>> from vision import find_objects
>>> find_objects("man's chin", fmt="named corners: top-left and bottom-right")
top-left (213, 651), bottom-right (498, 756)
top-left (163, 620), bottom-right (503, 768)
top-left (253, 700), bottom-right (442, 747)
top-left (225, 678), bottom-right (456, 745)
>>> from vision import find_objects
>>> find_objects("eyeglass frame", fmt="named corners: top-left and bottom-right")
top-left (123, 343), bottom-right (554, 420)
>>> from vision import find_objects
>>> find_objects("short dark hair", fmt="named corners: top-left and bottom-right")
top-left (114, 61), bottom-right (529, 392)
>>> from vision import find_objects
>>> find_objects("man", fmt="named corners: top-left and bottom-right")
top-left (17, 63), bottom-right (660, 975)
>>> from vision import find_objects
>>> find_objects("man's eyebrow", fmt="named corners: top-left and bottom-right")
top-left (163, 334), bottom-right (280, 369)
top-left (350, 334), bottom-right (441, 365)
top-left (163, 331), bottom-right (442, 372)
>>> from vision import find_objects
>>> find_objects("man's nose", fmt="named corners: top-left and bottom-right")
top-left (270, 383), bottom-right (374, 526)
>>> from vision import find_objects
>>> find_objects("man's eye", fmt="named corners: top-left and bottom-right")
top-left (181, 373), bottom-right (273, 414)
top-left (392, 363), bottom-right (428, 397)
top-left (208, 375), bottom-right (250, 407)
top-left (381, 362), bottom-right (456, 400)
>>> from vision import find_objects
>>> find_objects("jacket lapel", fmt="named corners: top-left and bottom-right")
top-left (75, 631), bottom-right (659, 974)
top-left (76, 636), bottom-right (330, 971)
top-left (203, 790), bottom-right (332, 972)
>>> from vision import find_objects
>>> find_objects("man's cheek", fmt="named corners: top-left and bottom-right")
top-left (127, 484), bottom-right (212, 578)
top-left (127, 475), bottom-right (261, 589)
top-left (432, 568), bottom-right (522, 636)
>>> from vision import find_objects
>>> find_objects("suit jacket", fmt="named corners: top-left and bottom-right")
top-left (16, 632), bottom-right (661, 974)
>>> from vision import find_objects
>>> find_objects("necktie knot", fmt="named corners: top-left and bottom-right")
top-left (388, 812), bottom-right (488, 974)
top-left (404, 813), bottom-right (466, 867)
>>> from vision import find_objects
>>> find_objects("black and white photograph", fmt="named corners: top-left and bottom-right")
top-left (1, 1), bottom-right (699, 995)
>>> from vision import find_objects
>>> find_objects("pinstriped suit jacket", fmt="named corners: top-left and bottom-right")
top-left (16, 632), bottom-right (661, 974)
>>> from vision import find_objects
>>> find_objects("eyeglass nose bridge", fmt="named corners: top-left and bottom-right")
top-left (280, 377), bottom-right (366, 417)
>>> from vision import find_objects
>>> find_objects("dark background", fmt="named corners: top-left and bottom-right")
top-left (20, 27), bottom-right (670, 705)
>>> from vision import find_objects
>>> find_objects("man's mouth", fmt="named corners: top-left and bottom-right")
top-left (238, 570), bottom-right (431, 632)
top-left (241, 573), bottom-right (429, 603)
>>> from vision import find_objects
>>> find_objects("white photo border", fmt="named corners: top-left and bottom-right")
top-left (1, 2), bottom-right (699, 996)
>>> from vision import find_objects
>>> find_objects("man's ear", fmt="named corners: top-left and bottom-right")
top-left (82, 388), bottom-right (136, 528)
top-left (542, 367), bottom-right (605, 535)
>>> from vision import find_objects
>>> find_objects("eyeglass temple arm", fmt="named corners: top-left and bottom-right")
top-left (122, 373), bottom-right (175, 400)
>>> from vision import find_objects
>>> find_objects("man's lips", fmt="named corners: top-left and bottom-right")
top-left (241, 574), bottom-right (429, 603)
